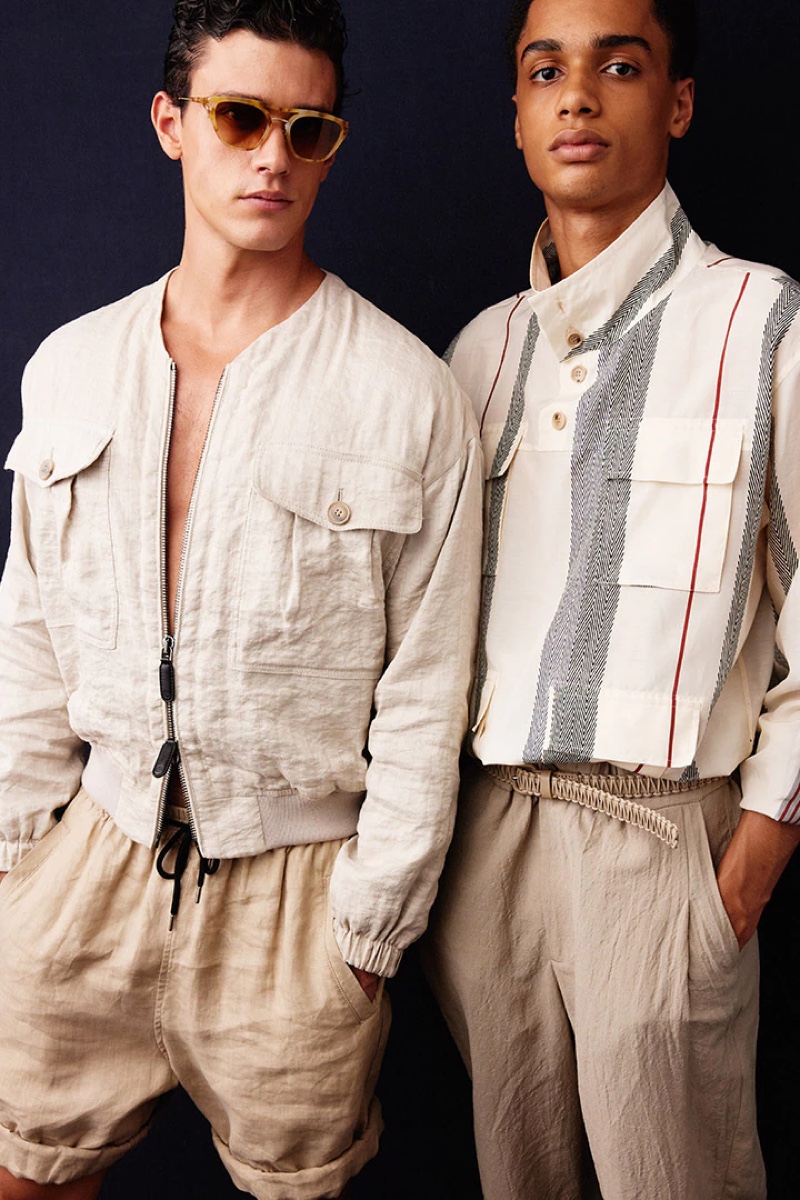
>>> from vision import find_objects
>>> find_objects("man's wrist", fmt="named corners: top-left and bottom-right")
top-left (717, 810), bottom-right (800, 947)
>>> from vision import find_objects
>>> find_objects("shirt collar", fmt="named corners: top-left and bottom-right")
top-left (526, 183), bottom-right (696, 358)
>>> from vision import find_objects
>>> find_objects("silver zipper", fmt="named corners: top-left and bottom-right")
top-left (153, 362), bottom-right (229, 847)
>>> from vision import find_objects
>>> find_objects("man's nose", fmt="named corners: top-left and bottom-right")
top-left (557, 67), bottom-right (600, 118)
top-left (251, 118), bottom-right (292, 172)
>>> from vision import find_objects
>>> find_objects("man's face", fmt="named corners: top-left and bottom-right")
top-left (512, 0), bottom-right (693, 219)
top-left (155, 30), bottom-right (338, 259)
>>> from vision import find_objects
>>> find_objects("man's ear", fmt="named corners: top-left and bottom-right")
top-left (513, 96), bottom-right (523, 150)
top-left (151, 91), bottom-right (184, 161)
top-left (670, 76), bottom-right (695, 141)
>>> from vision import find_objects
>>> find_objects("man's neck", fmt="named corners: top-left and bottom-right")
top-left (544, 185), bottom-right (664, 280)
top-left (162, 238), bottom-right (325, 362)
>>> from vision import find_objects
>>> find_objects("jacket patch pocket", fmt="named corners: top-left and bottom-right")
top-left (6, 418), bottom-right (118, 648)
top-left (234, 444), bottom-right (422, 675)
top-left (613, 418), bottom-right (744, 594)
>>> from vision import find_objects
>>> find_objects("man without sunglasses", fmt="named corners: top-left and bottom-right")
top-left (425, 0), bottom-right (800, 1196)
top-left (0, 2), bottom-right (481, 1197)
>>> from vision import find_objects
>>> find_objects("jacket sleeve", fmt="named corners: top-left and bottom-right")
top-left (0, 464), bottom-right (85, 872)
top-left (329, 389), bottom-right (483, 976)
top-left (739, 328), bottom-right (800, 824)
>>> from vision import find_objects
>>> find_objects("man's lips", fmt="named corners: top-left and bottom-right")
top-left (549, 129), bottom-right (610, 162)
top-left (241, 191), bottom-right (292, 207)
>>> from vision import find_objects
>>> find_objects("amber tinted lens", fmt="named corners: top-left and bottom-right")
top-left (213, 99), bottom-right (269, 149)
top-left (288, 114), bottom-right (341, 161)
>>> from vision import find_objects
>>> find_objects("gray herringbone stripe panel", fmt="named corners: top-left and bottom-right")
top-left (713, 277), bottom-right (800, 715)
top-left (768, 467), bottom-right (799, 597)
top-left (491, 315), bottom-right (540, 475)
top-left (524, 344), bottom-right (616, 758)
top-left (471, 314), bottom-right (540, 722)
top-left (525, 299), bottom-right (669, 763)
top-left (565, 208), bottom-right (690, 361)
top-left (443, 332), bottom-right (460, 366)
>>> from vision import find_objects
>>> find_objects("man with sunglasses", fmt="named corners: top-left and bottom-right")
top-left (0, 2), bottom-right (480, 1198)
top-left (425, 0), bottom-right (800, 1197)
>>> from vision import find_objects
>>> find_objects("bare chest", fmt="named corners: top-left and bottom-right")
top-left (165, 364), bottom-right (226, 626)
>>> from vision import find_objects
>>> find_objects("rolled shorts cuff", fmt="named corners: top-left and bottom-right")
top-left (0, 1114), bottom-right (152, 1186)
top-left (214, 1096), bottom-right (383, 1200)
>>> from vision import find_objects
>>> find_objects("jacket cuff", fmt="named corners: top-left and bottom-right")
top-left (0, 838), bottom-right (37, 873)
top-left (333, 922), bottom-right (403, 978)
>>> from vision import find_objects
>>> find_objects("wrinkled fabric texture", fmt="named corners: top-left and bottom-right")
top-left (0, 271), bottom-right (482, 975)
top-left (448, 185), bottom-right (800, 823)
top-left (426, 762), bottom-right (765, 1200)
top-left (0, 791), bottom-right (389, 1198)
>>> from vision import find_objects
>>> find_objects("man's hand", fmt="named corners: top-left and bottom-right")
top-left (0, 872), bottom-right (6, 886)
top-left (348, 965), bottom-right (380, 1002)
top-left (717, 809), bottom-right (800, 949)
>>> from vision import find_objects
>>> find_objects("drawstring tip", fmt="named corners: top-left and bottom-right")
top-left (169, 913), bottom-right (176, 932)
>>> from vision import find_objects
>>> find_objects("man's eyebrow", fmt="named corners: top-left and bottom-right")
top-left (593, 34), bottom-right (653, 53)
top-left (520, 33), bottom-right (653, 60)
top-left (520, 39), bottom-right (562, 59)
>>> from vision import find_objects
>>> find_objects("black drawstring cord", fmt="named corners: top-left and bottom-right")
top-left (156, 822), bottom-right (193, 930)
top-left (196, 855), bottom-right (220, 904)
top-left (156, 820), bottom-right (220, 929)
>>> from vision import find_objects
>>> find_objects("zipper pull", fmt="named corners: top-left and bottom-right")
top-left (160, 636), bottom-right (176, 703)
top-left (153, 738), bottom-right (179, 779)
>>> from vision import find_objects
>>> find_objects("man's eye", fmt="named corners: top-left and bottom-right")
top-left (531, 66), bottom-right (561, 82)
top-left (605, 61), bottom-right (639, 77)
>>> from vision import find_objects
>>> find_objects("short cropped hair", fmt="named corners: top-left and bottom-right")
top-left (505, 0), bottom-right (698, 82)
top-left (164, 0), bottom-right (348, 113)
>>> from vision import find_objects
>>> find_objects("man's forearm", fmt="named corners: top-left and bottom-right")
top-left (717, 808), bottom-right (800, 948)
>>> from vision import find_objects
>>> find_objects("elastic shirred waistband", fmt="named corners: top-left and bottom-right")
top-left (485, 764), bottom-right (727, 850)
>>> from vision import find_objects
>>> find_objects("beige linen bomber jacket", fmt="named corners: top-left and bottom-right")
top-left (0, 272), bottom-right (482, 977)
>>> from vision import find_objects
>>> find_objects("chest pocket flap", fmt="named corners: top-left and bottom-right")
top-left (5, 418), bottom-right (115, 486)
top-left (480, 420), bottom-right (528, 481)
top-left (625, 417), bottom-right (744, 485)
top-left (617, 417), bottom-right (745, 593)
top-left (254, 443), bottom-right (423, 534)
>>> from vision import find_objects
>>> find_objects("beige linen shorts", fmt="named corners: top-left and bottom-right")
top-left (0, 790), bottom-right (389, 1199)
top-left (425, 760), bottom-right (765, 1200)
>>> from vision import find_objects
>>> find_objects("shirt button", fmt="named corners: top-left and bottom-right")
top-left (551, 412), bottom-right (567, 432)
top-left (567, 329), bottom-right (584, 350)
top-left (571, 365), bottom-right (587, 385)
top-left (38, 459), bottom-right (55, 481)
top-left (327, 500), bottom-right (352, 527)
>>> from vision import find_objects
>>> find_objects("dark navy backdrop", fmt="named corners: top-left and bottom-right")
top-left (2, 2), bottom-right (799, 1196)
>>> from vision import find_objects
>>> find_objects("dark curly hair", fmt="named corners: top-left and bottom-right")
top-left (164, 0), bottom-right (348, 114)
top-left (505, 0), bottom-right (697, 83)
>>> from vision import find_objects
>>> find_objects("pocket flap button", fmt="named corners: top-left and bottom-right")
top-left (327, 500), bottom-right (352, 527)
top-left (38, 458), bottom-right (55, 481)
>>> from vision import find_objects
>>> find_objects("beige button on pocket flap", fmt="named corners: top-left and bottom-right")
top-left (5, 419), bottom-right (115, 488)
top-left (619, 418), bottom-right (745, 485)
top-left (254, 443), bottom-right (423, 534)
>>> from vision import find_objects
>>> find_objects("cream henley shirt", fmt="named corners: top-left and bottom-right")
top-left (448, 184), bottom-right (800, 825)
